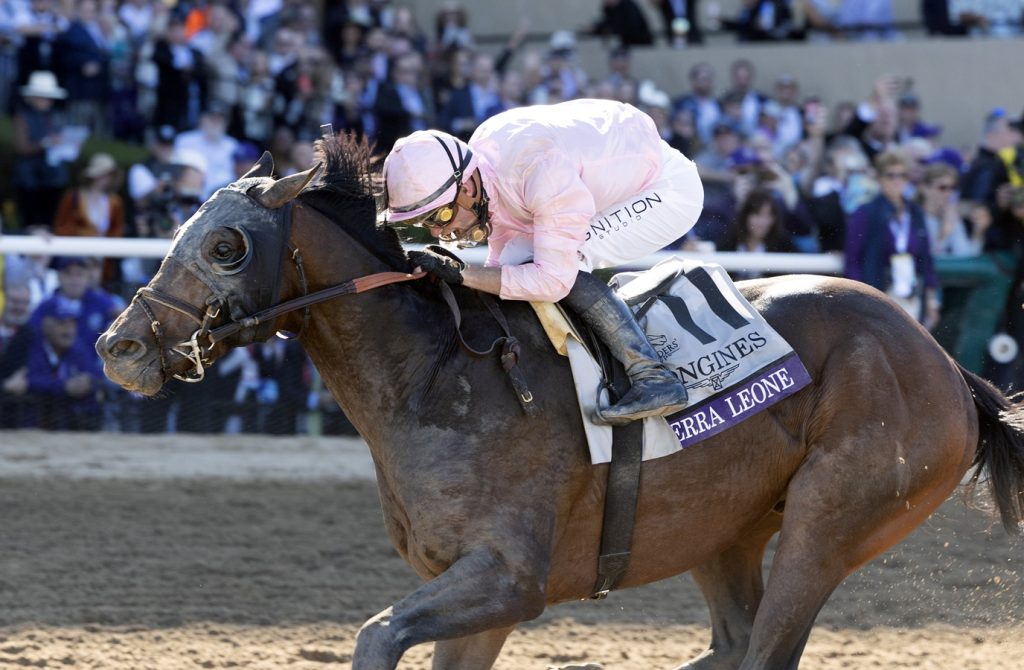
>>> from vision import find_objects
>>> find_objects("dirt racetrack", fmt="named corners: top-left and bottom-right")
top-left (1, 430), bottom-right (1023, 669)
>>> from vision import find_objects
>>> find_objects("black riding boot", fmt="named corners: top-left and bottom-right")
top-left (563, 271), bottom-right (688, 425)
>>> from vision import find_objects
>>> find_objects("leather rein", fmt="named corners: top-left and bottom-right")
top-left (131, 201), bottom-right (538, 415)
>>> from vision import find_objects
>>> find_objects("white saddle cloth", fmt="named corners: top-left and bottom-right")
top-left (533, 257), bottom-right (812, 465)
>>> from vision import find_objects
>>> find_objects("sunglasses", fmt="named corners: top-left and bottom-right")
top-left (931, 183), bottom-right (956, 191)
top-left (882, 172), bottom-right (908, 181)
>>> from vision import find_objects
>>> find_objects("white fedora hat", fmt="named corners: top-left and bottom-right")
top-left (20, 71), bottom-right (67, 100)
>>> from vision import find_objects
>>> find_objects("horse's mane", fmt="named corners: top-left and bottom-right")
top-left (298, 133), bottom-right (409, 270)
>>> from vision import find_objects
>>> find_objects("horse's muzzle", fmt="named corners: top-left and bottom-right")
top-left (96, 329), bottom-right (165, 396)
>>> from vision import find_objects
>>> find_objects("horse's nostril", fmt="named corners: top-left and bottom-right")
top-left (109, 337), bottom-right (144, 359)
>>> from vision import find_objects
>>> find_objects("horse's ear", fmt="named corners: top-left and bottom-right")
top-left (241, 151), bottom-right (275, 180)
top-left (249, 163), bottom-right (322, 209)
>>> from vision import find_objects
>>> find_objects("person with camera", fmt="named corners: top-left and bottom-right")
top-left (121, 147), bottom-right (206, 288)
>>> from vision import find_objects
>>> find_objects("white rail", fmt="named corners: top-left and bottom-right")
top-left (0, 236), bottom-right (845, 275)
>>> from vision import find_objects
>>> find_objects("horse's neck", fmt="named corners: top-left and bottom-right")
top-left (291, 215), bottom-right (448, 439)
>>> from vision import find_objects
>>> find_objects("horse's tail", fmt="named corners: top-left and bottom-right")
top-left (959, 362), bottom-right (1024, 533)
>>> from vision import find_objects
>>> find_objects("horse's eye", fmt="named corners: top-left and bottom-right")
top-left (212, 242), bottom-right (234, 261)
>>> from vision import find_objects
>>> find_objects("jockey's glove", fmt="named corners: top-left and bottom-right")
top-left (408, 245), bottom-right (465, 285)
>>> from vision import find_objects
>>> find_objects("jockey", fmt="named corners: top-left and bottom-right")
top-left (382, 98), bottom-right (704, 425)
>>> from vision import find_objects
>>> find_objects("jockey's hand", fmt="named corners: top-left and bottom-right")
top-left (409, 245), bottom-right (465, 284)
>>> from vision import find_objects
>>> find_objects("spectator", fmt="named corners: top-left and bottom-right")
top-left (672, 62), bottom-right (721, 145)
top-left (174, 102), bottom-right (240, 196)
top-left (960, 107), bottom-right (1020, 240)
top-left (841, 76), bottom-right (904, 164)
top-left (117, 0), bottom-right (154, 46)
top-left (666, 107), bottom-right (698, 156)
top-left (588, 0), bottom-right (655, 47)
top-left (896, 93), bottom-right (942, 143)
top-left (484, 69), bottom-right (525, 119)
top-left (922, 0), bottom-right (969, 35)
top-left (919, 162), bottom-right (985, 257)
top-left (56, 0), bottom-right (111, 134)
top-left (602, 45), bottom-right (636, 91)
top-left (24, 295), bottom-right (104, 431)
top-left (768, 74), bottom-right (804, 157)
top-left (0, 278), bottom-right (33, 428)
top-left (11, 0), bottom-right (67, 92)
top-left (53, 152), bottom-right (125, 287)
top-left (541, 31), bottom-right (588, 102)
top-left (204, 28), bottom-right (250, 133)
top-left (440, 51), bottom-right (498, 140)
top-left (718, 187), bottom-right (799, 278)
top-left (723, 58), bottom-right (768, 137)
top-left (391, 5), bottom-right (429, 54)
top-left (434, 1), bottom-right (473, 52)
top-left (947, 0), bottom-right (1024, 37)
top-left (126, 124), bottom-right (178, 231)
top-left (845, 149), bottom-right (941, 329)
top-left (800, 0), bottom-right (898, 40)
top-left (430, 46), bottom-right (471, 117)
top-left (638, 85), bottom-right (673, 139)
top-left (12, 70), bottom-right (71, 230)
top-left (373, 50), bottom-right (430, 154)
top-left (236, 49), bottom-right (276, 145)
top-left (724, 0), bottom-right (797, 41)
top-left (32, 256), bottom-right (120, 349)
top-left (650, 0), bottom-right (703, 46)
top-left (152, 14), bottom-right (206, 131)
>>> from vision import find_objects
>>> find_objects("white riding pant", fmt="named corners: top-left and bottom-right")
top-left (578, 143), bottom-right (704, 271)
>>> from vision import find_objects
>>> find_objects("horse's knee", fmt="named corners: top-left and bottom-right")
top-left (490, 565), bottom-right (547, 621)
top-left (354, 607), bottom-right (405, 670)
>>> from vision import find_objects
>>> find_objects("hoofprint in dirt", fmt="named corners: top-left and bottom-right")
top-left (0, 431), bottom-right (1022, 669)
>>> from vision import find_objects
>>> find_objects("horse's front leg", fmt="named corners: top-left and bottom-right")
top-left (353, 548), bottom-right (548, 670)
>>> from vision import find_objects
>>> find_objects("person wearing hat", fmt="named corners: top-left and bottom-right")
top-left (12, 70), bottom-right (71, 229)
top-left (382, 98), bottom-right (705, 425)
top-left (53, 152), bottom-right (125, 287)
top-left (31, 256), bottom-right (120, 349)
top-left (24, 294), bottom-right (104, 430)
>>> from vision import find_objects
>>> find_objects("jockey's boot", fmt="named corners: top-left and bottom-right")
top-left (563, 271), bottom-right (688, 426)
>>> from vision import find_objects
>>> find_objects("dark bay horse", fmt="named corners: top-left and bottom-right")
top-left (96, 135), bottom-right (1024, 670)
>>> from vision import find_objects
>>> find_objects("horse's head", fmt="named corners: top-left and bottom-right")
top-left (97, 152), bottom-right (319, 395)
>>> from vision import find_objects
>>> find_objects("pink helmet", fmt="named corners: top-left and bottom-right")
top-left (383, 131), bottom-right (478, 223)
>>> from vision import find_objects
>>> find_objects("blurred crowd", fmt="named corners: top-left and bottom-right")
top-left (2, 0), bottom-right (1024, 433)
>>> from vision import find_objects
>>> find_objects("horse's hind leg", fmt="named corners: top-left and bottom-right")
top-left (431, 625), bottom-right (516, 670)
top-left (675, 512), bottom-right (781, 670)
top-left (737, 437), bottom-right (965, 669)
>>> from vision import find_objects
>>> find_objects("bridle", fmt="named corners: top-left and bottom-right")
top-left (128, 194), bottom-right (536, 417)
top-left (131, 199), bottom-right (423, 383)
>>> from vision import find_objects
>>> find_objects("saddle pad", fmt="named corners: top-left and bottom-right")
top-left (534, 257), bottom-right (812, 464)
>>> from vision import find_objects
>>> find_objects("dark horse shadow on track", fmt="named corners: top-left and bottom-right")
top-left (97, 134), bottom-right (1024, 670)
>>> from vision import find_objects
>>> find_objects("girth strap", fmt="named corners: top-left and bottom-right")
top-left (589, 327), bottom-right (643, 599)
